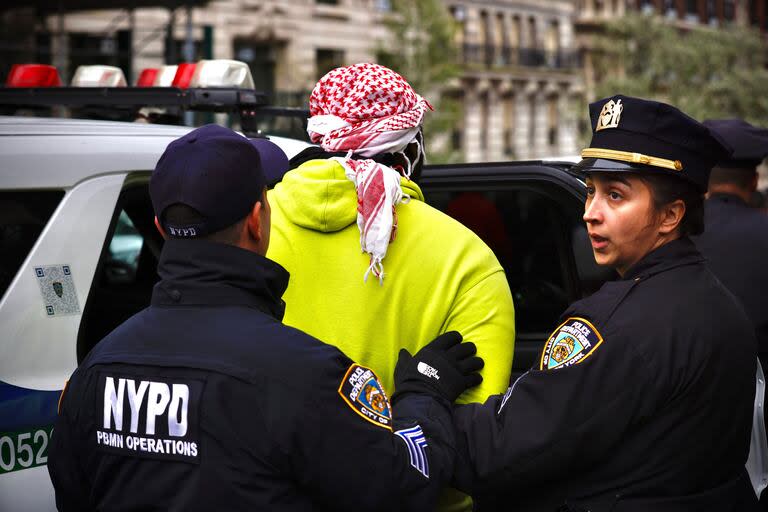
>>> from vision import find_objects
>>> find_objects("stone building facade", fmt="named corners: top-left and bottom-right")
top-left (446, 0), bottom-right (582, 162)
top-left (5, 0), bottom-right (582, 161)
top-left (35, 0), bottom-right (391, 103)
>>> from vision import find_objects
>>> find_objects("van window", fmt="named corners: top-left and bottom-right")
top-left (107, 211), bottom-right (144, 284)
top-left (78, 180), bottom-right (162, 361)
top-left (0, 191), bottom-right (63, 298)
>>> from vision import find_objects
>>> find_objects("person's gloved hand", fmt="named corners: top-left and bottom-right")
top-left (393, 331), bottom-right (484, 404)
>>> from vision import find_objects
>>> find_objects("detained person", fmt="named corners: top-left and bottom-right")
top-left (443, 96), bottom-right (760, 511)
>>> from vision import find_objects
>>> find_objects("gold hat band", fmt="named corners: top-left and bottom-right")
top-left (581, 147), bottom-right (683, 171)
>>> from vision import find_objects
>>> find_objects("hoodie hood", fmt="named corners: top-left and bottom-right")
top-left (270, 158), bottom-right (424, 233)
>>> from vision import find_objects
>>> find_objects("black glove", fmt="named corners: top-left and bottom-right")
top-left (393, 331), bottom-right (484, 404)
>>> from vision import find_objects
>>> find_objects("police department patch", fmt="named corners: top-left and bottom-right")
top-left (338, 364), bottom-right (392, 430)
top-left (540, 317), bottom-right (604, 371)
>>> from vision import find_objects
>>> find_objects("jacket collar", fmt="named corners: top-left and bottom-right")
top-left (623, 237), bottom-right (704, 282)
top-left (708, 192), bottom-right (749, 207)
top-left (151, 239), bottom-right (289, 320)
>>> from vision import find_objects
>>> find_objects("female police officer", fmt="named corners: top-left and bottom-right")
top-left (445, 96), bottom-right (760, 511)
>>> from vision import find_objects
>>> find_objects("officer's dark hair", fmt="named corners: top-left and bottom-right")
top-left (639, 174), bottom-right (705, 237)
top-left (162, 204), bottom-right (247, 244)
top-left (708, 166), bottom-right (757, 189)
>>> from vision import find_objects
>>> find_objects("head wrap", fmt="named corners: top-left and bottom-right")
top-left (307, 63), bottom-right (433, 284)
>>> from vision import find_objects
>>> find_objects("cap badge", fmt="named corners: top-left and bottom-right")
top-left (596, 99), bottom-right (623, 131)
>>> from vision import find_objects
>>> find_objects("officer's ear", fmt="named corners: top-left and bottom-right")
top-left (658, 199), bottom-right (686, 235)
top-left (154, 216), bottom-right (169, 240)
top-left (246, 202), bottom-right (263, 242)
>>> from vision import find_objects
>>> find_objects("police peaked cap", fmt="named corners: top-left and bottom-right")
top-left (702, 119), bottom-right (768, 169)
top-left (572, 95), bottom-right (732, 192)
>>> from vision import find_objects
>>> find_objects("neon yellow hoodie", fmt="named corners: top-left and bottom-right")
top-left (267, 158), bottom-right (515, 405)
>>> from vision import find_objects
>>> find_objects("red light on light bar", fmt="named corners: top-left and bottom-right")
top-left (6, 64), bottom-right (62, 87)
top-left (171, 63), bottom-right (197, 88)
top-left (136, 68), bottom-right (159, 87)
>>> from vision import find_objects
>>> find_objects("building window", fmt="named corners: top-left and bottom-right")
top-left (685, 0), bottom-right (699, 22)
top-left (503, 95), bottom-right (515, 156)
top-left (234, 40), bottom-right (276, 95)
top-left (451, 4), bottom-right (467, 22)
top-left (706, 0), bottom-right (718, 25)
top-left (374, 0), bottom-right (391, 11)
top-left (451, 129), bottom-right (463, 151)
top-left (480, 91), bottom-right (490, 152)
top-left (511, 15), bottom-right (522, 49)
top-left (450, 6), bottom-right (467, 48)
top-left (528, 94), bottom-right (536, 151)
top-left (595, 0), bottom-right (605, 14)
top-left (547, 95), bottom-right (558, 147)
top-left (527, 16), bottom-right (537, 48)
top-left (664, 0), bottom-right (676, 18)
top-left (316, 0), bottom-right (339, 4)
top-left (750, 0), bottom-right (761, 26)
top-left (316, 48), bottom-right (344, 79)
top-left (640, 0), bottom-right (655, 15)
top-left (724, 0), bottom-right (735, 22)
top-left (762, 0), bottom-right (768, 32)
top-left (496, 13), bottom-right (507, 65)
top-left (545, 20), bottom-right (559, 67)
top-left (480, 11), bottom-right (493, 67)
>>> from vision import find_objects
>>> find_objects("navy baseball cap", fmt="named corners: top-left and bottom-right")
top-left (249, 136), bottom-right (290, 186)
top-left (572, 95), bottom-right (732, 192)
top-left (151, 124), bottom-right (285, 238)
top-left (702, 119), bottom-right (768, 169)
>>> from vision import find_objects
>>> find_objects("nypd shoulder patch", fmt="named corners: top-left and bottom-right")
top-left (539, 317), bottom-right (604, 371)
top-left (338, 364), bottom-right (392, 430)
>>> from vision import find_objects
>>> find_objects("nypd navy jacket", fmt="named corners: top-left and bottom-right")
top-left (47, 240), bottom-right (455, 512)
top-left (694, 193), bottom-right (768, 366)
top-left (452, 238), bottom-right (759, 512)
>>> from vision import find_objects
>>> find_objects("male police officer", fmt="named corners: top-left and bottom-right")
top-left (47, 124), bottom-right (483, 511)
top-left (694, 119), bottom-right (768, 369)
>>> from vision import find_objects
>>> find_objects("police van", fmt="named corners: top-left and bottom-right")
top-left (0, 60), bottom-right (613, 510)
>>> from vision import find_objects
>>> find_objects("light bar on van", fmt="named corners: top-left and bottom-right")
top-left (153, 65), bottom-right (178, 86)
top-left (171, 63), bottom-right (197, 88)
top-left (5, 64), bottom-right (62, 87)
top-left (71, 65), bottom-right (127, 87)
top-left (190, 59), bottom-right (255, 89)
top-left (136, 68), bottom-right (159, 87)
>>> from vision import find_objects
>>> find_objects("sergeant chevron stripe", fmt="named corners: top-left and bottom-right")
top-left (395, 425), bottom-right (429, 478)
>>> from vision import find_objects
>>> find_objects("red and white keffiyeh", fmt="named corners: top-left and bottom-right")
top-left (307, 63), bottom-right (433, 284)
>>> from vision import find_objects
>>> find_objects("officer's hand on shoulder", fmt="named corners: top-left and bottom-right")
top-left (393, 331), bottom-right (484, 404)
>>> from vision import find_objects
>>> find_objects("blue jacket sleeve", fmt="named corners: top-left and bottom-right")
top-left (47, 372), bottom-right (94, 512)
top-left (284, 363), bottom-right (457, 512)
top-left (451, 330), bottom-right (656, 497)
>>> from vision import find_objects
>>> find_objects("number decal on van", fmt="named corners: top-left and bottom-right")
top-left (0, 380), bottom-right (61, 474)
top-left (0, 426), bottom-right (54, 474)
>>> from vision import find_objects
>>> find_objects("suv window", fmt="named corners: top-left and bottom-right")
top-left (0, 191), bottom-right (63, 298)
